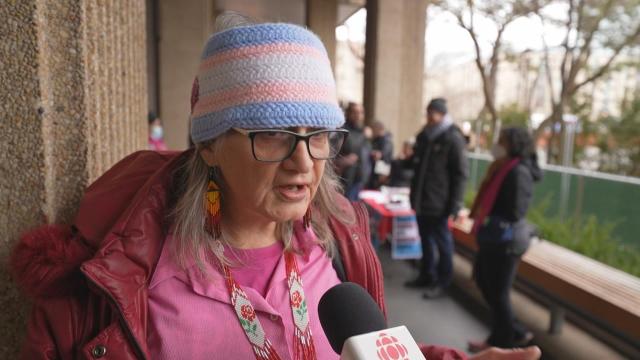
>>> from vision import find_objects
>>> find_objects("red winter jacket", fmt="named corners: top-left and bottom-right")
top-left (11, 150), bottom-right (466, 360)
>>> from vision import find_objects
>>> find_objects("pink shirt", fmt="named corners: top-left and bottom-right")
top-left (227, 240), bottom-right (284, 297)
top-left (147, 227), bottom-right (341, 359)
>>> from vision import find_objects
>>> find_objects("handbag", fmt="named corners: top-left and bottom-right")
top-left (477, 216), bottom-right (533, 256)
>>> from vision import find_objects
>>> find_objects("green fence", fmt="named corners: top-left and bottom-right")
top-left (468, 153), bottom-right (640, 249)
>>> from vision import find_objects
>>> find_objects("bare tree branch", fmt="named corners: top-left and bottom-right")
top-left (573, 24), bottom-right (640, 92)
top-left (454, 7), bottom-right (487, 79)
top-left (567, 0), bottom-right (616, 88)
top-left (541, 31), bottom-right (557, 106)
top-left (487, 24), bottom-right (509, 103)
top-left (443, 0), bottom-right (552, 142)
top-left (558, 0), bottom-right (576, 84)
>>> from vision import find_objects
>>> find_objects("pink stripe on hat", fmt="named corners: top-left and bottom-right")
top-left (192, 82), bottom-right (337, 117)
top-left (199, 42), bottom-right (329, 72)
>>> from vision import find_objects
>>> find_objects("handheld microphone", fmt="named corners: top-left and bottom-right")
top-left (318, 282), bottom-right (426, 360)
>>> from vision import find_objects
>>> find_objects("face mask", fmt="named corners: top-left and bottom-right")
top-left (151, 125), bottom-right (163, 140)
top-left (491, 144), bottom-right (507, 159)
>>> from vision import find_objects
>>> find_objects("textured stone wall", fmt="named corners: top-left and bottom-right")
top-left (81, 0), bottom-right (148, 178)
top-left (0, 2), bottom-right (43, 355)
top-left (0, 0), bottom-right (147, 357)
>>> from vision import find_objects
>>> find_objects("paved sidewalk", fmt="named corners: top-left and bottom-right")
top-left (379, 248), bottom-right (489, 352)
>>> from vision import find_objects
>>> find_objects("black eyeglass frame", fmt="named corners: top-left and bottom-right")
top-left (233, 128), bottom-right (349, 163)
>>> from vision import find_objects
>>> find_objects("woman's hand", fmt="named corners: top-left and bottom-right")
top-left (468, 346), bottom-right (541, 360)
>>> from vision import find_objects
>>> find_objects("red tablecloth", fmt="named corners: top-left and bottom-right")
top-left (360, 197), bottom-right (414, 243)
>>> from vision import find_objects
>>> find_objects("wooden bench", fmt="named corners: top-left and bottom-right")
top-left (452, 226), bottom-right (640, 347)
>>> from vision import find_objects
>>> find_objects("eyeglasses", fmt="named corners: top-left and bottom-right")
top-left (233, 128), bottom-right (349, 162)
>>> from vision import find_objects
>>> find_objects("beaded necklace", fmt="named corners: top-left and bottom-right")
top-left (221, 250), bottom-right (317, 360)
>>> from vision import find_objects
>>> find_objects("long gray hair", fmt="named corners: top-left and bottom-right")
top-left (169, 137), bottom-right (353, 270)
top-left (169, 12), bottom-right (353, 270)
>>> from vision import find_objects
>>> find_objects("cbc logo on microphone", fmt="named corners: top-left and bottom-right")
top-left (375, 332), bottom-right (409, 360)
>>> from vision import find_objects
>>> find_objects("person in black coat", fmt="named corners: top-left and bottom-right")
top-left (405, 98), bottom-right (468, 298)
top-left (368, 121), bottom-right (394, 189)
top-left (336, 102), bottom-right (372, 200)
top-left (468, 127), bottom-right (543, 351)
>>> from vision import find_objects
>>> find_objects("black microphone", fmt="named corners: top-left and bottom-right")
top-left (318, 282), bottom-right (425, 359)
top-left (318, 282), bottom-right (388, 353)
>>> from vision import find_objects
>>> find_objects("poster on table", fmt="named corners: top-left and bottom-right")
top-left (391, 214), bottom-right (422, 260)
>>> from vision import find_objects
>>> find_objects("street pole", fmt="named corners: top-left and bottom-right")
top-left (471, 119), bottom-right (483, 190)
top-left (559, 115), bottom-right (577, 220)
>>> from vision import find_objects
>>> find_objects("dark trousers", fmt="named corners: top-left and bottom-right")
top-left (416, 215), bottom-right (453, 288)
top-left (474, 245), bottom-right (528, 347)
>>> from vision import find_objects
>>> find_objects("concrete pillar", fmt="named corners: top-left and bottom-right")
top-left (0, 1), bottom-right (147, 357)
top-left (364, 0), bottom-right (428, 152)
top-left (157, 0), bottom-right (214, 150)
top-left (306, 0), bottom-right (338, 68)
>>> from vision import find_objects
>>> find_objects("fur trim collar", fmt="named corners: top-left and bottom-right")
top-left (11, 225), bottom-right (93, 298)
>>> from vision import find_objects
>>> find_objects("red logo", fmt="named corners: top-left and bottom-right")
top-left (376, 332), bottom-right (409, 360)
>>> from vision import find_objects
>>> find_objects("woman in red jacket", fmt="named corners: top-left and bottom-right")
top-left (11, 12), bottom-right (539, 360)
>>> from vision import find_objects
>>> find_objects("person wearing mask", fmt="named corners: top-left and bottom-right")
top-left (468, 127), bottom-right (542, 351)
top-left (148, 112), bottom-right (168, 151)
top-left (389, 139), bottom-right (415, 187)
top-left (368, 121), bottom-right (394, 189)
top-left (405, 98), bottom-right (468, 299)
top-left (336, 102), bottom-right (371, 201)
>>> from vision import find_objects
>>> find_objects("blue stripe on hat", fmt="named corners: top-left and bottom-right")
top-left (191, 101), bottom-right (345, 144)
top-left (202, 23), bottom-right (326, 59)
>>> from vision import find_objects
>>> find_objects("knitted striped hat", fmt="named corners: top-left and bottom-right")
top-left (190, 23), bottom-right (345, 143)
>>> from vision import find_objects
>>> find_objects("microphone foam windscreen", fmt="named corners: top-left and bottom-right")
top-left (318, 282), bottom-right (388, 354)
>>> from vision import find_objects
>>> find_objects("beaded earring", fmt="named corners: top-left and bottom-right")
top-left (205, 167), bottom-right (222, 238)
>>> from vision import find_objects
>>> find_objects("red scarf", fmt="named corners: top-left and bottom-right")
top-left (470, 157), bottom-right (520, 235)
